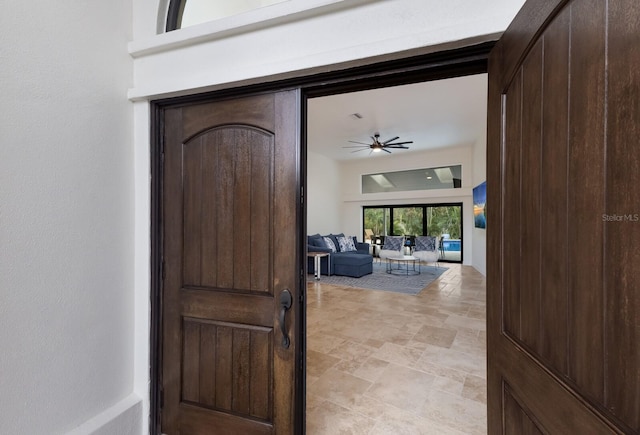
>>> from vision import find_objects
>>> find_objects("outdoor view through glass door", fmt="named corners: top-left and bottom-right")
top-left (363, 203), bottom-right (462, 262)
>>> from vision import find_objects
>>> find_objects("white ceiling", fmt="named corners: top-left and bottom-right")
top-left (307, 73), bottom-right (488, 161)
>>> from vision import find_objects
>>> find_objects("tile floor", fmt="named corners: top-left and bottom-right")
top-left (306, 263), bottom-right (487, 434)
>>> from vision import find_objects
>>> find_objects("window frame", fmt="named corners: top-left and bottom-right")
top-left (362, 202), bottom-right (463, 263)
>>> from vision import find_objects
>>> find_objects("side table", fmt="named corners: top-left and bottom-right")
top-left (307, 252), bottom-right (330, 280)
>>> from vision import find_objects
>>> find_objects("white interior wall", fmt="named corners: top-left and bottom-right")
top-left (338, 146), bottom-right (474, 264)
top-left (472, 136), bottom-right (487, 275)
top-left (307, 151), bottom-right (343, 234)
top-left (0, 1), bottom-right (139, 434)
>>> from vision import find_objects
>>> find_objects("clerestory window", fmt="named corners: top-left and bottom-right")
top-left (361, 165), bottom-right (462, 194)
top-left (166, 0), bottom-right (289, 31)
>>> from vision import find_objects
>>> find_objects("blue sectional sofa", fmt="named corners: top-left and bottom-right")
top-left (307, 233), bottom-right (373, 278)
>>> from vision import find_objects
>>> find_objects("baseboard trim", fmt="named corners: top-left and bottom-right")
top-left (67, 393), bottom-right (142, 435)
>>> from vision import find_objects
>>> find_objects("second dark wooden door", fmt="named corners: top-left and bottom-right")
top-left (161, 91), bottom-right (301, 434)
top-left (487, 0), bottom-right (640, 433)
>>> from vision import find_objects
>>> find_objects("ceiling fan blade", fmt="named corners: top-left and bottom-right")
top-left (346, 133), bottom-right (412, 156)
top-left (385, 141), bottom-right (413, 146)
top-left (382, 136), bottom-right (399, 144)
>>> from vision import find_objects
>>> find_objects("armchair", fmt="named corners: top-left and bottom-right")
top-left (412, 235), bottom-right (439, 267)
top-left (378, 235), bottom-right (405, 260)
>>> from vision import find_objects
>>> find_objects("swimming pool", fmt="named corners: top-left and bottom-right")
top-left (442, 239), bottom-right (461, 252)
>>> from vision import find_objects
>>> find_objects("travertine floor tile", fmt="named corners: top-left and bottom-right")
top-left (307, 332), bottom-right (346, 354)
top-left (412, 324), bottom-right (458, 348)
top-left (432, 375), bottom-right (465, 396)
top-left (372, 342), bottom-right (423, 366)
top-left (353, 357), bottom-right (389, 382)
top-left (329, 340), bottom-right (376, 363)
top-left (462, 374), bottom-right (488, 404)
top-left (369, 405), bottom-right (467, 435)
top-left (306, 264), bottom-right (487, 434)
top-left (312, 368), bottom-right (372, 409)
top-left (365, 363), bottom-right (435, 413)
top-left (444, 313), bottom-right (486, 331)
top-left (420, 389), bottom-right (487, 434)
top-left (306, 398), bottom-right (377, 435)
top-left (307, 349), bottom-right (340, 378)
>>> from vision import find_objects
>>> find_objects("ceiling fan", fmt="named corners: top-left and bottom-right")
top-left (344, 133), bottom-right (413, 154)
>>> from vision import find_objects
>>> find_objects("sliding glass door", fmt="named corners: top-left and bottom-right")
top-left (362, 203), bottom-right (462, 263)
top-left (426, 205), bottom-right (462, 262)
top-left (363, 208), bottom-right (390, 238)
top-left (393, 207), bottom-right (424, 236)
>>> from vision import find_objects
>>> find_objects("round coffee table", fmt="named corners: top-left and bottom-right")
top-left (386, 255), bottom-right (421, 276)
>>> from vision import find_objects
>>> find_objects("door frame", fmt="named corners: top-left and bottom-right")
top-left (149, 40), bottom-right (495, 435)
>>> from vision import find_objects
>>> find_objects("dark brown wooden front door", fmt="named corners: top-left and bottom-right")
top-left (488, 0), bottom-right (640, 433)
top-left (161, 91), bottom-right (301, 434)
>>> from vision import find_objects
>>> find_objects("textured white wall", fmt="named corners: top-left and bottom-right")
top-left (0, 1), bottom-right (139, 434)
top-left (307, 151), bottom-right (343, 235)
top-left (338, 146), bottom-right (475, 264)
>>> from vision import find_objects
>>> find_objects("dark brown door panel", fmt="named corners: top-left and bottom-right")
top-left (161, 91), bottom-right (300, 434)
top-left (488, 0), bottom-right (640, 433)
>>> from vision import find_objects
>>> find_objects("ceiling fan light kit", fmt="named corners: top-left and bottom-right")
top-left (344, 132), bottom-right (413, 155)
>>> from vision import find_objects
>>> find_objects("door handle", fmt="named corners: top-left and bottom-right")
top-left (279, 289), bottom-right (292, 349)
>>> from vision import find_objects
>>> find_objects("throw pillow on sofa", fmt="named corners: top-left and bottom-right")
top-left (337, 236), bottom-right (357, 252)
top-left (323, 236), bottom-right (337, 252)
top-left (328, 233), bottom-right (345, 251)
top-left (308, 233), bottom-right (327, 248)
